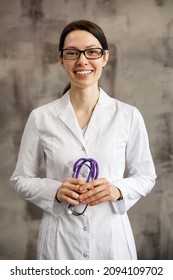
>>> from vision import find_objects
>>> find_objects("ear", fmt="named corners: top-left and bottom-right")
top-left (102, 50), bottom-right (109, 68)
top-left (60, 57), bottom-right (64, 68)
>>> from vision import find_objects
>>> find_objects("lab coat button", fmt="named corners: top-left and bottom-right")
top-left (82, 146), bottom-right (85, 151)
top-left (83, 253), bottom-right (87, 257)
top-left (83, 226), bottom-right (87, 231)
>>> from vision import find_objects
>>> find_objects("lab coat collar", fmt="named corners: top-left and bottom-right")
top-left (57, 88), bottom-right (116, 145)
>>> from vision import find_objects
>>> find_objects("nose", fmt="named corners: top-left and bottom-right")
top-left (76, 52), bottom-right (88, 65)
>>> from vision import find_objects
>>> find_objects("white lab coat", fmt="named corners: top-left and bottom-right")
top-left (11, 88), bottom-right (156, 260)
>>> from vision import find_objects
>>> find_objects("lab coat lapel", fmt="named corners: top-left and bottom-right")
top-left (84, 104), bottom-right (107, 141)
top-left (57, 93), bottom-right (85, 146)
top-left (84, 89), bottom-right (115, 141)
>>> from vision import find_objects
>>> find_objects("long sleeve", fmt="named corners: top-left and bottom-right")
top-left (10, 110), bottom-right (65, 216)
top-left (111, 107), bottom-right (156, 214)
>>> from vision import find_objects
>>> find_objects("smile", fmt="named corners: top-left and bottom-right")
top-left (75, 70), bottom-right (93, 76)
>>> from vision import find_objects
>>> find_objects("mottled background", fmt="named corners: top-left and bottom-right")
top-left (0, 0), bottom-right (173, 260)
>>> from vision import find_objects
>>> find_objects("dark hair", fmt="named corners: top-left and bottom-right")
top-left (59, 20), bottom-right (108, 53)
top-left (59, 20), bottom-right (109, 94)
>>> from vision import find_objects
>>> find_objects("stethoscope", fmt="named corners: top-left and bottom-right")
top-left (67, 158), bottom-right (99, 216)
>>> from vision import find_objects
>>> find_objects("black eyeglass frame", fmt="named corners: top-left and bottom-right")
top-left (60, 47), bottom-right (105, 60)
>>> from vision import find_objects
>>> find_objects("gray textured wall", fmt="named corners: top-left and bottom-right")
top-left (0, 0), bottom-right (173, 260)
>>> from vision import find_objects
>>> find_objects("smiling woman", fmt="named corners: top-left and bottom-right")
top-left (11, 20), bottom-right (156, 260)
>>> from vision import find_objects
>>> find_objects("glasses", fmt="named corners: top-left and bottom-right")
top-left (60, 48), bottom-right (105, 60)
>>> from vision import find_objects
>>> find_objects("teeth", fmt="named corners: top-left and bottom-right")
top-left (76, 70), bottom-right (92, 75)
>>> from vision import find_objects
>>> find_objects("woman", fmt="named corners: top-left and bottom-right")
top-left (11, 20), bottom-right (156, 260)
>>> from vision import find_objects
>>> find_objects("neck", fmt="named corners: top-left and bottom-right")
top-left (69, 85), bottom-right (100, 113)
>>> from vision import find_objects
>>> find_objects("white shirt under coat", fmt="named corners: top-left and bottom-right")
top-left (11, 89), bottom-right (156, 260)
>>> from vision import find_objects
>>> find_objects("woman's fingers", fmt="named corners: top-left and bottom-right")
top-left (78, 178), bottom-right (120, 205)
top-left (78, 178), bottom-right (108, 191)
top-left (56, 178), bottom-right (86, 204)
top-left (56, 177), bottom-right (121, 206)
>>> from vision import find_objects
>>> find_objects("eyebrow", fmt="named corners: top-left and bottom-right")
top-left (64, 45), bottom-right (101, 49)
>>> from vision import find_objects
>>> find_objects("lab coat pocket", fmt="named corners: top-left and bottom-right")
top-left (113, 141), bottom-right (126, 164)
top-left (37, 213), bottom-right (60, 260)
top-left (110, 142), bottom-right (127, 179)
top-left (52, 136), bottom-right (74, 181)
top-left (37, 213), bottom-right (49, 259)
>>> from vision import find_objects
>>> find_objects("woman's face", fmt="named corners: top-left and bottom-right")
top-left (60, 30), bottom-right (109, 90)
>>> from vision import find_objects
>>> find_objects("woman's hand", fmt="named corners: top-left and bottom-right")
top-left (78, 178), bottom-right (122, 206)
top-left (56, 178), bottom-right (87, 205)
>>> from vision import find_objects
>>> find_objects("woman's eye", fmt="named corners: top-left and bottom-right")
top-left (87, 49), bottom-right (100, 56)
top-left (67, 50), bottom-right (78, 55)
top-left (89, 49), bottom-right (97, 54)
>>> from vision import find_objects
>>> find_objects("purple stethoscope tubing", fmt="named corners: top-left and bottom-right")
top-left (68, 157), bottom-right (99, 215)
top-left (73, 158), bottom-right (99, 183)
